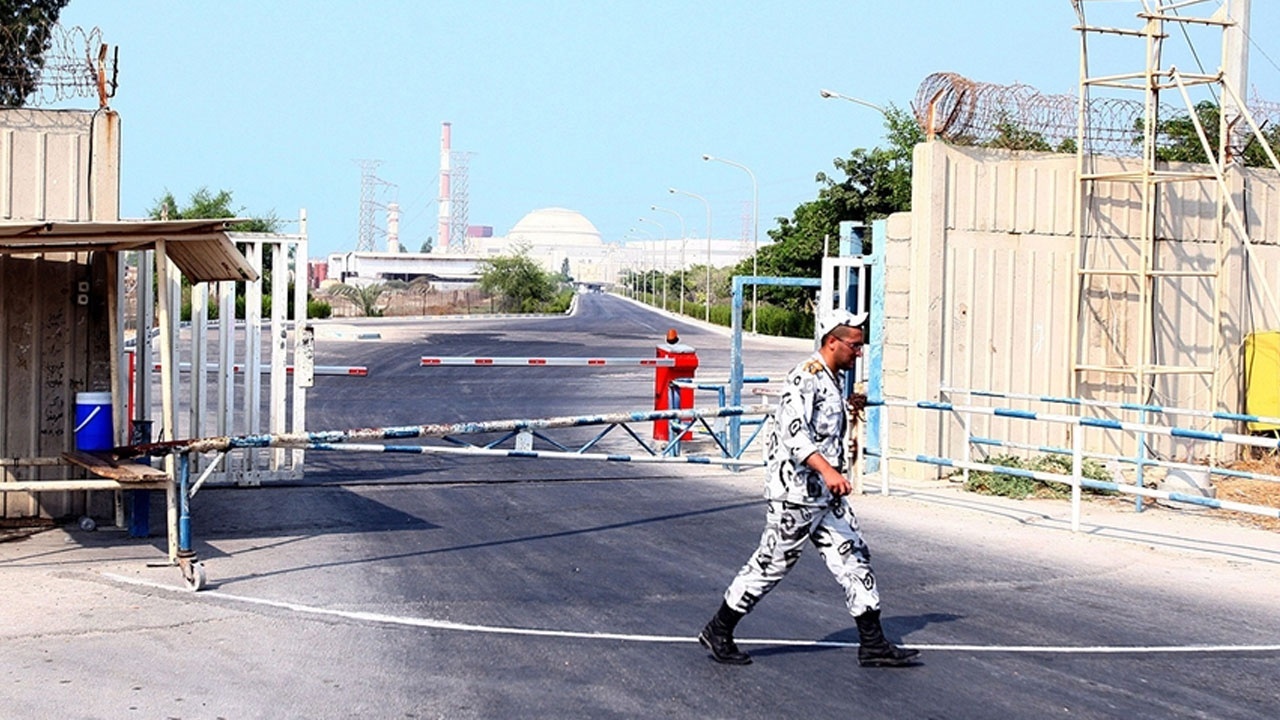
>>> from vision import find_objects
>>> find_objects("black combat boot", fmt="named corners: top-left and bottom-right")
top-left (698, 601), bottom-right (752, 665)
top-left (854, 608), bottom-right (920, 667)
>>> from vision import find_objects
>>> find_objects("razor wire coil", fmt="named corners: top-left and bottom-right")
top-left (913, 72), bottom-right (1279, 157)
top-left (0, 23), bottom-right (117, 107)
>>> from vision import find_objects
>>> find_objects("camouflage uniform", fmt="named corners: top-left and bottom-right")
top-left (723, 352), bottom-right (879, 618)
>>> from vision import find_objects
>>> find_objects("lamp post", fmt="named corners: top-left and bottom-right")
top-left (819, 88), bottom-right (888, 117)
top-left (650, 204), bottom-right (686, 316)
top-left (627, 227), bottom-right (653, 304)
top-left (669, 187), bottom-right (712, 322)
top-left (637, 217), bottom-right (667, 310)
top-left (702, 154), bottom-right (758, 333)
top-left (820, 88), bottom-right (890, 256)
top-left (621, 237), bottom-right (640, 299)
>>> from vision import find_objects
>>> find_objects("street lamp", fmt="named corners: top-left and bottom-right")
top-left (650, 204), bottom-right (686, 315)
top-left (819, 88), bottom-right (888, 117)
top-left (637, 216), bottom-right (667, 310)
top-left (669, 187), bottom-right (712, 322)
top-left (628, 227), bottom-right (653, 304)
top-left (702, 154), bottom-right (759, 333)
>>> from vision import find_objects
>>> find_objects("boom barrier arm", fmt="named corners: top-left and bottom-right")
top-left (117, 404), bottom-right (776, 458)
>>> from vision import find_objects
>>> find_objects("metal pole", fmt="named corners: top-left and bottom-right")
top-left (669, 188), bottom-right (712, 322)
top-left (638, 217), bottom-right (667, 311)
top-left (651, 205), bottom-right (686, 316)
top-left (703, 155), bottom-right (759, 332)
top-left (819, 88), bottom-right (888, 116)
top-left (628, 228), bottom-right (653, 304)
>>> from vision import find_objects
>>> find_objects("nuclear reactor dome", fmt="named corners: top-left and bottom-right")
top-left (507, 207), bottom-right (603, 247)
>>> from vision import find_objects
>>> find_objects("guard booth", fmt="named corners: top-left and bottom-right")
top-left (0, 106), bottom-right (313, 567)
top-left (0, 221), bottom-right (259, 531)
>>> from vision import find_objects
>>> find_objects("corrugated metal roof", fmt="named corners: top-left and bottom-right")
top-left (0, 219), bottom-right (259, 283)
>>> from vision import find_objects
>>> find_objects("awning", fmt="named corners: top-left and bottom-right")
top-left (0, 219), bottom-right (259, 283)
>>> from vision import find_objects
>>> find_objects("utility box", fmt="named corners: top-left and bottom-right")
top-left (1244, 331), bottom-right (1280, 432)
top-left (653, 332), bottom-right (698, 441)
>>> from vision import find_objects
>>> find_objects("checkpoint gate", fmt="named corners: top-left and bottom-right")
top-left (726, 253), bottom-right (875, 460)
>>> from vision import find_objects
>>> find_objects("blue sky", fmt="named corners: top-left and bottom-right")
top-left (55, 1), bottom-right (1280, 259)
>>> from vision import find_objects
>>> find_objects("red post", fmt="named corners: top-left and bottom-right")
top-left (653, 329), bottom-right (698, 441)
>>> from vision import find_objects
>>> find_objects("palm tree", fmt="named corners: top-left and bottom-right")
top-left (329, 282), bottom-right (387, 317)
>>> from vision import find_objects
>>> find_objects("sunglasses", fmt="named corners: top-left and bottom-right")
top-left (836, 337), bottom-right (863, 352)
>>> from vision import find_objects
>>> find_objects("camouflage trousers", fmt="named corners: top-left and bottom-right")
top-left (724, 498), bottom-right (879, 618)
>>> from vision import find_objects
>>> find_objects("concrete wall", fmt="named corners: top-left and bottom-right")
top-left (0, 109), bottom-right (119, 222)
top-left (884, 141), bottom-right (1280, 478)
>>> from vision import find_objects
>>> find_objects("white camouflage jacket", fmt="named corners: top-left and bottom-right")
top-left (762, 352), bottom-right (848, 506)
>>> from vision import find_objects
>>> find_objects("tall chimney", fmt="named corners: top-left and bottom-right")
top-left (387, 202), bottom-right (400, 253)
top-left (437, 122), bottom-right (452, 252)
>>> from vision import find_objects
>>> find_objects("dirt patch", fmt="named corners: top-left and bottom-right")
top-left (1217, 456), bottom-right (1280, 531)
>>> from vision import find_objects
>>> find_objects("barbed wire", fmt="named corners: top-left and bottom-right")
top-left (912, 72), bottom-right (1279, 157)
top-left (0, 23), bottom-right (116, 107)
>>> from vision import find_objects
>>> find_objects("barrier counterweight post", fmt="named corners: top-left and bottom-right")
top-left (654, 336), bottom-right (698, 442)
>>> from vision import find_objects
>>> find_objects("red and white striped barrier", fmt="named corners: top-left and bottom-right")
top-left (156, 362), bottom-right (368, 377)
top-left (420, 356), bottom-right (675, 367)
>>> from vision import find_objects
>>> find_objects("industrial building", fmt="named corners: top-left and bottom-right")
top-left (325, 205), bottom-right (762, 289)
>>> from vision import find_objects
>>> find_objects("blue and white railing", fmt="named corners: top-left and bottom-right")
top-left (940, 385), bottom-right (1280, 512)
top-left (866, 396), bottom-right (1280, 531)
top-left (668, 376), bottom-right (772, 459)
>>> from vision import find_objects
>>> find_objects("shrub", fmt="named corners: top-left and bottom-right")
top-left (750, 304), bottom-right (811, 337)
top-left (963, 453), bottom-right (1113, 499)
top-left (544, 288), bottom-right (575, 314)
top-left (308, 299), bottom-right (332, 319)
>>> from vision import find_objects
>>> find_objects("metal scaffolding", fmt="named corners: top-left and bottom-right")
top-left (1069, 0), bottom-right (1280, 432)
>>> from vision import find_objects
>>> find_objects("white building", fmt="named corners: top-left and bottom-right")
top-left (472, 207), bottom-right (764, 285)
top-left (328, 206), bottom-right (765, 288)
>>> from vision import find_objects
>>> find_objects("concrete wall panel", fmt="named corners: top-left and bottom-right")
top-left (887, 141), bottom-right (1280, 471)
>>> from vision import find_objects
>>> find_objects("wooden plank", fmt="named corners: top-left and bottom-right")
top-left (61, 450), bottom-right (168, 482)
top-left (0, 456), bottom-right (64, 466)
top-left (3, 478), bottom-right (167, 492)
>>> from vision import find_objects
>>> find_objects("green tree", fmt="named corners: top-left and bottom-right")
top-left (0, 0), bottom-right (69, 107)
top-left (985, 116), bottom-right (1052, 152)
top-left (736, 104), bottom-right (922, 314)
top-left (147, 187), bottom-right (280, 232)
top-left (1139, 100), bottom-right (1280, 168)
top-left (419, 237), bottom-right (434, 253)
top-left (559, 257), bottom-right (572, 282)
top-left (478, 244), bottom-right (559, 312)
top-left (813, 103), bottom-right (923, 224)
top-left (148, 187), bottom-right (290, 320)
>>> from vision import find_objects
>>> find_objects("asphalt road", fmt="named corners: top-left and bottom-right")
top-left (3, 293), bottom-right (1278, 719)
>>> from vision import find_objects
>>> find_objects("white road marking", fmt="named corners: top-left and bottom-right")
top-left (103, 572), bottom-right (1280, 654)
